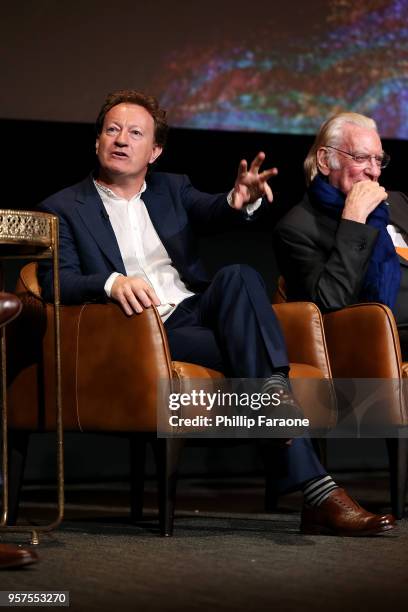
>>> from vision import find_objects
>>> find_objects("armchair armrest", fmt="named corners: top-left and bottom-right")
top-left (323, 303), bottom-right (403, 378)
top-left (272, 302), bottom-right (331, 378)
top-left (8, 262), bottom-right (175, 432)
top-left (272, 302), bottom-right (336, 429)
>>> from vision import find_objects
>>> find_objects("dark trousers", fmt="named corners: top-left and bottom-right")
top-left (165, 264), bottom-right (289, 375)
top-left (165, 264), bottom-right (326, 492)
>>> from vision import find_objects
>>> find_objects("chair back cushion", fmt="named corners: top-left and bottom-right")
top-left (17, 262), bottom-right (42, 298)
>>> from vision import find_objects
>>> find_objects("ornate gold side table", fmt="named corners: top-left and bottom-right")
top-left (0, 210), bottom-right (63, 544)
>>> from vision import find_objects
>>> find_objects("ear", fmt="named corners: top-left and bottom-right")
top-left (95, 138), bottom-right (99, 155)
top-left (149, 144), bottom-right (163, 165)
top-left (316, 147), bottom-right (330, 176)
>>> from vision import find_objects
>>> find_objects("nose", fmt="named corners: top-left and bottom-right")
top-left (364, 157), bottom-right (381, 179)
top-left (114, 128), bottom-right (128, 147)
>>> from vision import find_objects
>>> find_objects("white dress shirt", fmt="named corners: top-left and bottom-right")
top-left (387, 224), bottom-right (408, 248)
top-left (94, 180), bottom-right (262, 320)
top-left (95, 180), bottom-right (194, 321)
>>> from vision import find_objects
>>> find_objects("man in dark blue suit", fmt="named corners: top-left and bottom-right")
top-left (38, 90), bottom-right (395, 535)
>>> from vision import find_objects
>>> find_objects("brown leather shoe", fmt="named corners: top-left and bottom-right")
top-left (0, 544), bottom-right (38, 569)
top-left (0, 292), bottom-right (22, 328)
top-left (300, 487), bottom-right (396, 536)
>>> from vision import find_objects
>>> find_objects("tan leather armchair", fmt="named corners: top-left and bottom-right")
top-left (6, 263), bottom-right (335, 535)
top-left (275, 276), bottom-right (408, 518)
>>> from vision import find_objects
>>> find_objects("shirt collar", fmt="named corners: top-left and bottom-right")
top-left (94, 179), bottom-right (147, 201)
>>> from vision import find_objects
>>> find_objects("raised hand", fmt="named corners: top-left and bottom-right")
top-left (230, 152), bottom-right (278, 210)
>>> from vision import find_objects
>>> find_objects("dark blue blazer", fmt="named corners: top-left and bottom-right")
top-left (38, 172), bottom-right (266, 304)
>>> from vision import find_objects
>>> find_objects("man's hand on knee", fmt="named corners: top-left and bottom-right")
top-left (111, 275), bottom-right (161, 316)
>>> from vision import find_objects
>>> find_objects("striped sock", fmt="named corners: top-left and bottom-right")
top-left (262, 373), bottom-right (290, 394)
top-left (302, 475), bottom-right (339, 507)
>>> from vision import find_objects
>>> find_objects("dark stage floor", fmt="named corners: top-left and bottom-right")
top-left (0, 472), bottom-right (407, 612)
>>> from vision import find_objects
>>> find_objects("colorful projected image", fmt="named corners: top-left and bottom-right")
top-left (149, 0), bottom-right (408, 138)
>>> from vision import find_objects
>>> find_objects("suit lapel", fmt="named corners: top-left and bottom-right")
top-left (389, 192), bottom-right (408, 235)
top-left (142, 178), bottom-right (183, 260)
top-left (387, 192), bottom-right (408, 267)
top-left (75, 177), bottom-right (126, 274)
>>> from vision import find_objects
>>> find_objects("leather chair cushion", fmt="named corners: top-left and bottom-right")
top-left (172, 362), bottom-right (224, 379)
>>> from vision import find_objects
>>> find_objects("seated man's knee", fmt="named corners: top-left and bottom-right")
top-left (214, 264), bottom-right (262, 284)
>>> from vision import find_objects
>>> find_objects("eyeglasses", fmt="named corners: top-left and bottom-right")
top-left (326, 146), bottom-right (390, 169)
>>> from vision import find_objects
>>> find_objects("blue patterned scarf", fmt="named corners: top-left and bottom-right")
top-left (309, 175), bottom-right (401, 309)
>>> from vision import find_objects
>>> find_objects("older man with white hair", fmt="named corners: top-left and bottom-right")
top-left (274, 112), bottom-right (408, 518)
top-left (275, 112), bottom-right (408, 348)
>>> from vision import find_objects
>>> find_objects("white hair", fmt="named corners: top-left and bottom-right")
top-left (304, 112), bottom-right (378, 185)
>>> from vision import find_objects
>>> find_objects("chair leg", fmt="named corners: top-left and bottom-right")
top-left (5, 431), bottom-right (29, 525)
top-left (153, 438), bottom-right (184, 536)
top-left (386, 437), bottom-right (408, 519)
top-left (129, 435), bottom-right (147, 522)
top-left (312, 438), bottom-right (328, 468)
top-left (264, 476), bottom-right (280, 513)
top-left (258, 440), bottom-right (284, 512)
